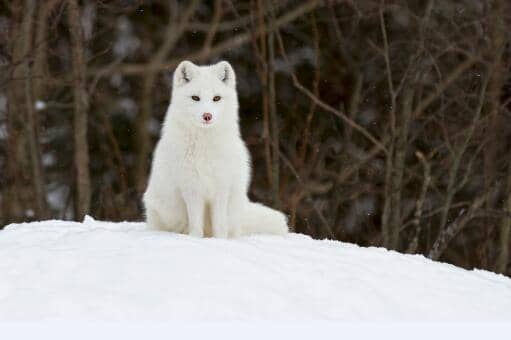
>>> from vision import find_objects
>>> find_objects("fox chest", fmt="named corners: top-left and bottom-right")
top-left (178, 144), bottom-right (233, 199)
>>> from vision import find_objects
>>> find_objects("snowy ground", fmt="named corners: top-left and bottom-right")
top-left (1, 217), bottom-right (510, 323)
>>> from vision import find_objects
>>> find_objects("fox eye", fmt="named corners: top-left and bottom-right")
top-left (213, 96), bottom-right (221, 102)
top-left (191, 95), bottom-right (200, 101)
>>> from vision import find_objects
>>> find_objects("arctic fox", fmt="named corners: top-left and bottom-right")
top-left (143, 60), bottom-right (288, 238)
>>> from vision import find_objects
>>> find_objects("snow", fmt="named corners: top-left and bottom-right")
top-left (0, 217), bottom-right (510, 323)
top-left (34, 100), bottom-right (46, 111)
top-left (3, 322), bottom-right (511, 340)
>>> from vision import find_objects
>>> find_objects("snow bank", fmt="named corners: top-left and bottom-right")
top-left (1, 217), bottom-right (510, 321)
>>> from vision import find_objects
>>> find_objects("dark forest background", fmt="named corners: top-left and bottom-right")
top-left (1, 0), bottom-right (511, 275)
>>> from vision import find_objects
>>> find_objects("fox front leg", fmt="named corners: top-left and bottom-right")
top-left (182, 189), bottom-right (205, 238)
top-left (211, 191), bottom-right (229, 238)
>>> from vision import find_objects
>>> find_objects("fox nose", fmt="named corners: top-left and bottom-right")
top-left (202, 112), bottom-right (212, 122)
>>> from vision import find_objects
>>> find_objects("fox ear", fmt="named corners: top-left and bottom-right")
top-left (173, 60), bottom-right (197, 87)
top-left (215, 61), bottom-right (236, 88)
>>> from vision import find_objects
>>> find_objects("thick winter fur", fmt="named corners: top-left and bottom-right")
top-left (143, 60), bottom-right (288, 238)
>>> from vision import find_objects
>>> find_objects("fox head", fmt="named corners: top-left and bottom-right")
top-left (170, 60), bottom-right (239, 129)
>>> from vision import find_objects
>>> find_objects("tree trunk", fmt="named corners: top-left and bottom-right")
top-left (497, 161), bottom-right (511, 274)
top-left (267, 0), bottom-right (280, 209)
top-left (5, 0), bottom-right (48, 221)
top-left (24, 0), bottom-right (48, 219)
top-left (483, 0), bottom-right (507, 269)
top-left (68, 0), bottom-right (91, 220)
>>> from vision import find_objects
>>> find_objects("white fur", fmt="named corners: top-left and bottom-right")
top-left (143, 60), bottom-right (288, 238)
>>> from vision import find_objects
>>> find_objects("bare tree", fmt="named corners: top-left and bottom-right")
top-left (1, 0), bottom-right (510, 276)
top-left (67, 0), bottom-right (90, 220)
top-left (5, 0), bottom-right (48, 221)
top-left (134, 0), bottom-right (200, 195)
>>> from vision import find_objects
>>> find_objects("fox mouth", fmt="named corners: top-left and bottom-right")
top-left (198, 120), bottom-right (215, 128)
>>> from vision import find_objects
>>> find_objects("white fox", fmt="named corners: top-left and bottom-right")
top-left (143, 60), bottom-right (288, 238)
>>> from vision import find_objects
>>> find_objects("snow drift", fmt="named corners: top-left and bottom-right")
top-left (0, 217), bottom-right (510, 321)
